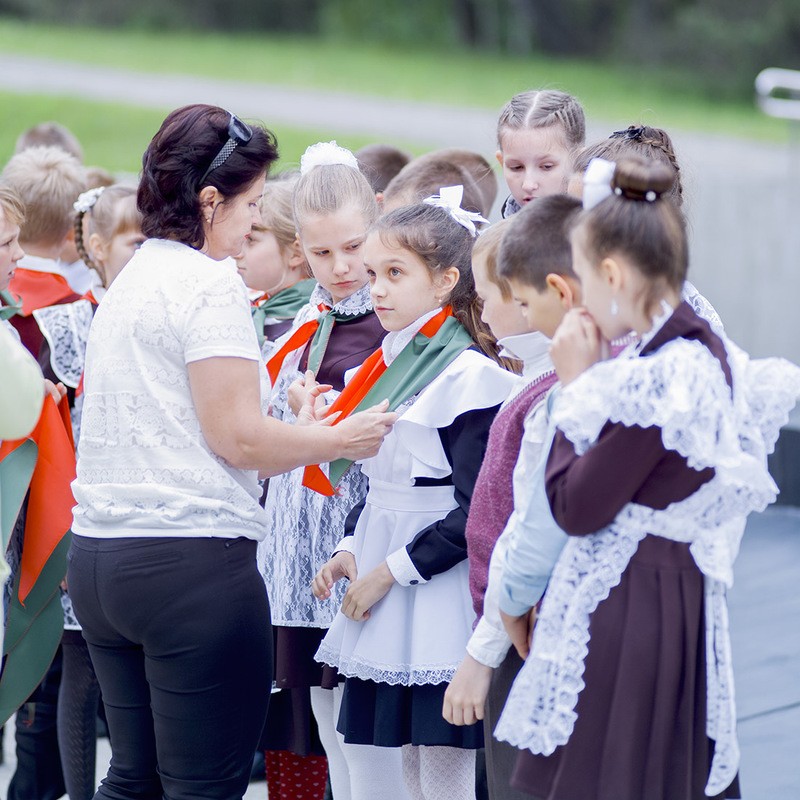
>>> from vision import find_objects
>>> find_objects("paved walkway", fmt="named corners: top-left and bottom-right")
top-left (1, 53), bottom-right (799, 363)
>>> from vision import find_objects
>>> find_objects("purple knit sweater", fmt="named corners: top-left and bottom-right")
top-left (465, 371), bottom-right (558, 619)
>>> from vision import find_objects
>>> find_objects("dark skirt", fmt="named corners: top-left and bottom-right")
top-left (258, 625), bottom-right (339, 754)
top-left (338, 676), bottom-right (484, 749)
top-left (511, 535), bottom-right (741, 800)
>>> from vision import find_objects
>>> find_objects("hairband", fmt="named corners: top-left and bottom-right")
top-left (422, 185), bottom-right (488, 237)
top-left (300, 141), bottom-right (359, 176)
top-left (74, 186), bottom-right (105, 214)
top-left (610, 125), bottom-right (645, 141)
top-left (614, 186), bottom-right (659, 202)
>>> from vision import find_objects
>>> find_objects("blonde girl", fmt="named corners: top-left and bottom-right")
top-left (234, 173), bottom-right (315, 355)
top-left (257, 142), bottom-right (389, 800)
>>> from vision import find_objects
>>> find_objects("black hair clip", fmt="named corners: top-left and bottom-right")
top-left (609, 126), bottom-right (644, 141)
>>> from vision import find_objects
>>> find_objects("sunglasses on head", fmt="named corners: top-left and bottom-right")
top-left (198, 113), bottom-right (253, 187)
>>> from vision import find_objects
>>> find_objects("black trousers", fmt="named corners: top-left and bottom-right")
top-left (68, 534), bottom-right (272, 800)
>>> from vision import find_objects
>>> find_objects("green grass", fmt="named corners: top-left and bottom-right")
top-left (0, 18), bottom-right (789, 142)
top-left (0, 91), bottom-right (417, 175)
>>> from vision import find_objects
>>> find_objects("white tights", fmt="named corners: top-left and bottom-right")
top-left (402, 745), bottom-right (476, 800)
top-left (310, 685), bottom-right (410, 800)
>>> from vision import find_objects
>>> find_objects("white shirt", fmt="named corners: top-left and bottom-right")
top-left (72, 239), bottom-right (270, 540)
top-left (466, 330), bottom-right (557, 668)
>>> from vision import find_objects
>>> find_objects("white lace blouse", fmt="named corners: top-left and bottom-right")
top-left (72, 239), bottom-right (271, 541)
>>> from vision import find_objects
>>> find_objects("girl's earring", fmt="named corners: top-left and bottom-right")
top-left (610, 297), bottom-right (619, 317)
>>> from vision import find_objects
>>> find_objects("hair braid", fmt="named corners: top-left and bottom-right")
top-left (638, 133), bottom-right (683, 202)
top-left (73, 209), bottom-right (95, 270)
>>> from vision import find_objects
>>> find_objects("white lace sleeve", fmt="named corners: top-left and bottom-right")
top-left (182, 270), bottom-right (261, 364)
top-left (682, 281), bottom-right (724, 336)
top-left (552, 336), bottom-right (800, 473)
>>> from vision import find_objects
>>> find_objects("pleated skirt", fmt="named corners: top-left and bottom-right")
top-left (338, 676), bottom-right (484, 749)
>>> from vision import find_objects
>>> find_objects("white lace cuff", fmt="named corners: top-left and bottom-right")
top-left (333, 535), bottom-right (356, 555)
top-left (466, 616), bottom-right (511, 668)
top-left (386, 546), bottom-right (427, 586)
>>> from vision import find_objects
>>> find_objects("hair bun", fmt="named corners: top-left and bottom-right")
top-left (300, 141), bottom-right (359, 176)
top-left (612, 157), bottom-right (675, 203)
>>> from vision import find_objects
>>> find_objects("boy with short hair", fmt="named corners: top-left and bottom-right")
top-left (2, 145), bottom-right (87, 356)
top-left (444, 194), bottom-right (583, 800)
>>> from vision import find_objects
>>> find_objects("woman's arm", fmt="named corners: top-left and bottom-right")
top-left (188, 356), bottom-right (395, 476)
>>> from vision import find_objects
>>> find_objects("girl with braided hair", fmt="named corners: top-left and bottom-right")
top-left (569, 124), bottom-right (724, 333)
top-left (31, 184), bottom-right (143, 800)
top-left (495, 90), bottom-right (586, 218)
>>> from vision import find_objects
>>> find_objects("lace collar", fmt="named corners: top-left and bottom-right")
top-left (309, 282), bottom-right (373, 316)
top-left (381, 307), bottom-right (441, 366)
top-left (499, 330), bottom-right (553, 380)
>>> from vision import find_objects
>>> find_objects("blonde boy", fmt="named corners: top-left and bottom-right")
top-left (3, 146), bottom-right (87, 355)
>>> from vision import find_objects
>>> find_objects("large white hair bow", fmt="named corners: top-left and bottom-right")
top-left (423, 185), bottom-right (488, 237)
top-left (300, 141), bottom-right (359, 176)
top-left (582, 158), bottom-right (616, 210)
top-left (73, 186), bottom-right (105, 214)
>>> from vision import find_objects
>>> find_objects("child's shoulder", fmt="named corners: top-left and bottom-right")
top-left (399, 349), bottom-right (517, 431)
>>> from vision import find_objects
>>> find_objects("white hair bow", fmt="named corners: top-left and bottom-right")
top-left (73, 186), bottom-right (105, 214)
top-left (300, 141), bottom-right (359, 176)
top-left (423, 185), bottom-right (488, 237)
top-left (582, 158), bottom-right (616, 210)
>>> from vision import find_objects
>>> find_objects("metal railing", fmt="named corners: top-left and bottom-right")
top-left (755, 68), bottom-right (800, 120)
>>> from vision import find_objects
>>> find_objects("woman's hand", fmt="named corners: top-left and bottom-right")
top-left (500, 606), bottom-right (538, 660)
top-left (341, 561), bottom-right (395, 622)
top-left (549, 308), bottom-right (606, 385)
top-left (442, 653), bottom-right (493, 726)
top-left (330, 400), bottom-right (397, 461)
top-left (312, 551), bottom-right (358, 601)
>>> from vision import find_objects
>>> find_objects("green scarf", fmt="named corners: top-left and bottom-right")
top-left (0, 290), bottom-right (21, 321)
top-left (304, 311), bottom-right (474, 495)
top-left (251, 279), bottom-right (316, 347)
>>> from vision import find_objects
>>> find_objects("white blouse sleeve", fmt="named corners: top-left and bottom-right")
top-left (182, 270), bottom-right (261, 364)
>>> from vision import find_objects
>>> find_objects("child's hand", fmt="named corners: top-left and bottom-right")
top-left (289, 371), bottom-right (331, 420)
top-left (44, 379), bottom-right (67, 404)
top-left (311, 551), bottom-right (357, 600)
top-left (549, 308), bottom-right (605, 385)
top-left (341, 561), bottom-right (395, 622)
top-left (442, 653), bottom-right (493, 726)
top-left (500, 606), bottom-right (537, 660)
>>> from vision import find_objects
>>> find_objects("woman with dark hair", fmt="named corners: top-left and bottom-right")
top-left (67, 104), bottom-right (396, 800)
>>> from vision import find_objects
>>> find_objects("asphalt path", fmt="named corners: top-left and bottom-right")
top-left (2, 52), bottom-right (799, 363)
